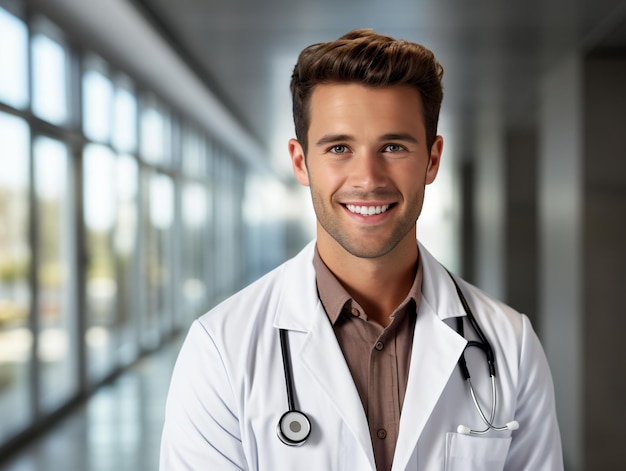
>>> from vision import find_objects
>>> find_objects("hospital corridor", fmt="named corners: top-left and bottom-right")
top-left (0, 336), bottom-right (183, 471)
top-left (1, 0), bottom-right (626, 470)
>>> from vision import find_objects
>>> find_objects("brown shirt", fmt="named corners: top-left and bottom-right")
top-left (313, 249), bottom-right (422, 471)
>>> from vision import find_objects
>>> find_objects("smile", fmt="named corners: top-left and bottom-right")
top-left (345, 204), bottom-right (391, 216)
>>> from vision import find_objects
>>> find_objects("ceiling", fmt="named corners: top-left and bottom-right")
top-left (27, 0), bottom-right (626, 178)
top-left (126, 0), bottom-right (626, 175)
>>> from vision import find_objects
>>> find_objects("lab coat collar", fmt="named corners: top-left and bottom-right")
top-left (273, 240), bottom-right (468, 329)
top-left (418, 241), bottom-right (468, 322)
top-left (273, 240), bottom-right (319, 332)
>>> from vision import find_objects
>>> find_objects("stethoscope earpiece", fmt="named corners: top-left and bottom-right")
top-left (277, 410), bottom-right (311, 446)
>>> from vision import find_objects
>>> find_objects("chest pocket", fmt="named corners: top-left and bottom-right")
top-left (444, 433), bottom-right (511, 471)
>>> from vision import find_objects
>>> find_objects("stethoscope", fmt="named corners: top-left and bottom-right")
top-left (446, 271), bottom-right (519, 435)
top-left (276, 271), bottom-right (519, 446)
top-left (277, 328), bottom-right (312, 445)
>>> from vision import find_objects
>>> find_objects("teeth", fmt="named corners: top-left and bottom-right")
top-left (346, 204), bottom-right (390, 216)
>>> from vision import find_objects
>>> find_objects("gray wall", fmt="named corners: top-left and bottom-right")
top-left (539, 52), bottom-right (585, 470)
top-left (468, 49), bottom-right (626, 470)
top-left (583, 52), bottom-right (626, 470)
top-left (538, 50), bottom-right (626, 470)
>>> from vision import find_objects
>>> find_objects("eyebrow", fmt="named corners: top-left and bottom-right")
top-left (379, 133), bottom-right (420, 144)
top-left (314, 132), bottom-right (420, 147)
top-left (314, 134), bottom-right (353, 147)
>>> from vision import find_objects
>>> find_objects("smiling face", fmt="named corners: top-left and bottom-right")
top-left (289, 83), bottom-right (443, 262)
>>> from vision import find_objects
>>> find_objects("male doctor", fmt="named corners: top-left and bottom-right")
top-left (160, 29), bottom-right (563, 470)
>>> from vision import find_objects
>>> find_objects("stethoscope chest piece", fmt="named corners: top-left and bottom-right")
top-left (277, 410), bottom-right (311, 446)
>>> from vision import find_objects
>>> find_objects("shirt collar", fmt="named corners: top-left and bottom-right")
top-left (313, 246), bottom-right (423, 326)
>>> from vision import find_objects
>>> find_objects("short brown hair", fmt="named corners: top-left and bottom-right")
top-left (290, 29), bottom-right (444, 153)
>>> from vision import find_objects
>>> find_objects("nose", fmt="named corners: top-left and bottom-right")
top-left (349, 150), bottom-right (387, 190)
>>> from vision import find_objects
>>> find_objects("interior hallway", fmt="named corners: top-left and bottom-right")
top-left (0, 336), bottom-right (183, 471)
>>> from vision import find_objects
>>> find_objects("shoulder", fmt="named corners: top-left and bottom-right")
top-left (419, 243), bottom-right (525, 328)
top-left (419, 242), bottom-right (532, 357)
top-left (456, 276), bottom-right (526, 334)
top-left (194, 241), bottom-right (316, 345)
top-left (199, 261), bottom-right (287, 329)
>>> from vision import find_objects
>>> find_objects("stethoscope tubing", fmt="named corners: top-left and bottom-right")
top-left (278, 329), bottom-right (312, 446)
top-left (276, 269), bottom-right (519, 445)
top-left (279, 328), bottom-right (297, 412)
top-left (447, 270), bottom-right (519, 435)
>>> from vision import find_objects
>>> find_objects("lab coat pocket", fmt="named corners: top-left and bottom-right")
top-left (444, 433), bottom-right (511, 471)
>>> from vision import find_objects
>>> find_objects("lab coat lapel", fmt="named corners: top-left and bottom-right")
top-left (392, 297), bottom-right (467, 470)
top-left (299, 304), bottom-right (376, 469)
top-left (273, 242), bottom-right (376, 470)
top-left (392, 245), bottom-right (468, 471)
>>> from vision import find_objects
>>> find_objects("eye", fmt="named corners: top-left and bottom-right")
top-left (329, 145), bottom-right (349, 154)
top-left (384, 144), bottom-right (404, 152)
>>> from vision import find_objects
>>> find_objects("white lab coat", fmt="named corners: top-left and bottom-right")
top-left (160, 241), bottom-right (563, 470)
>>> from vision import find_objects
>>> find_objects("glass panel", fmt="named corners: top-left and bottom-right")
top-left (31, 33), bottom-right (68, 126)
top-left (83, 68), bottom-right (113, 143)
top-left (0, 111), bottom-right (32, 442)
top-left (83, 144), bottom-right (118, 382)
top-left (115, 154), bottom-right (138, 365)
top-left (112, 85), bottom-right (137, 153)
top-left (0, 6), bottom-right (28, 109)
top-left (214, 158), bottom-right (238, 296)
top-left (181, 183), bottom-right (209, 321)
top-left (150, 173), bottom-right (174, 332)
top-left (181, 128), bottom-right (207, 177)
top-left (141, 171), bottom-right (174, 347)
top-left (33, 136), bottom-right (78, 412)
top-left (140, 100), bottom-right (171, 165)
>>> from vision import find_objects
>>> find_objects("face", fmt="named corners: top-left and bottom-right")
top-left (289, 83), bottom-right (443, 260)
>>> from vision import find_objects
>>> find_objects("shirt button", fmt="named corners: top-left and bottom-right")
top-left (350, 307), bottom-right (360, 317)
top-left (375, 341), bottom-right (384, 351)
top-left (377, 429), bottom-right (387, 439)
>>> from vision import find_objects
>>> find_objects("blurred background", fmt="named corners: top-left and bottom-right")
top-left (0, 0), bottom-right (625, 469)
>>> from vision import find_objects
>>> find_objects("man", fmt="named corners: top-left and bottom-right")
top-left (160, 29), bottom-right (563, 470)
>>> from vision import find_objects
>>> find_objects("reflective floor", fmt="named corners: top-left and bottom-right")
top-left (0, 336), bottom-right (183, 471)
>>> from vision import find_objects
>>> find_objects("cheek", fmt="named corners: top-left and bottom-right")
top-left (395, 164), bottom-right (428, 190)
top-left (308, 165), bottom-right (342, 193)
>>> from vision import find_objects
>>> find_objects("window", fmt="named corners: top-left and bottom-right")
top-left (182, 127), bottom-right (207, 177)
top-left (113, 82), bottom-right (137, 154)
top-left (83, 64), bottom-right (113, 143)
top-left (115, 154), bottom-right (139, 365)
top-left (33, 136), bottom-right (78, 412)
top-left (0, 4), bottom-right (262, 454)
top-left (181, 183), bottom-right (210, 320)
top-left (141, 170), bottom-right (175, 347)
top-left (83, 144), bottom-right (118, 382)
top-left (0, 6), bottom-right (28, 109)
top-left (31, 33), bottom-right (69, 126)
top-left (0, 111), bottom-right (32, 441)
top-left (140, 98), bottom-right (172, 165)
top-left (213, 155), bottom-right (242, 296)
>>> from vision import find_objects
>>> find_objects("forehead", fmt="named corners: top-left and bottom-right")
top-left (307, 83), bottom-right (426, 135)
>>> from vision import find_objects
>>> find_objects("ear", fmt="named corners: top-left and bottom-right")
top-left (289, 138), bottom-right (310, 186)
top-left (425, 135), bottom-right (444, 185)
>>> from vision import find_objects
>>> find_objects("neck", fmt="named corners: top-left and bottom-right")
top-left (317, 236), bottom-right (418, 328)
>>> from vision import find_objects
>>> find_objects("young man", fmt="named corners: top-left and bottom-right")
top-left (160, 29), bottom-right (563, 470)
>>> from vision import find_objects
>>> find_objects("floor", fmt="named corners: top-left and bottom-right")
top-left (0, 336), bottom-right (183, 471)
